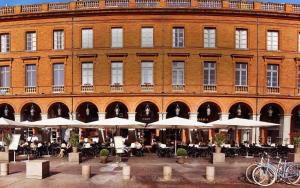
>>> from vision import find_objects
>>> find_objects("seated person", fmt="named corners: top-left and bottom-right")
top-left (58, 142), bottom-right (67, 158)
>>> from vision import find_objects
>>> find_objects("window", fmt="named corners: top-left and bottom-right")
top-left (53, 64), bottom-right (64, 86)
top-left (111, 62), bottom-right (123, 85)
top-left (172, 62), bottom-right (184, 85)
top-left (53, 30), bottom-right (64, 50)
top-left (0, 34), bottom-right (9, 53)
top-left (82, 63), bottom-right (93, 85)
top-left (236, 29), bottom-right (247, 49)
top-left (298, 33), bottom-right (300, 52)
top-left (235, 63), bottom-right (247, 86)
top-left (111, 28), bottom-right (123, 48)
top-left (298, 66), bottom-right (300, 88)
top-left (0, 66), bottom-right (10, 88)
top-left (204, 62), bottom-right (216, 85)
top-left (267, 31), bottom-right (279, 51)
top-left (204, 28), bottom-right (216, 48)
top-left (82, 29), bottom-right (93, 49)
top-left (141, 27), bottom-right (153, 48)
top-left (26, 32), bottom-right (36, 51)
top-left (172, 27), bottom-right (184, 48)
top-left (26, 64), bottom-right (36, 87)
top-left (141, 62), bottom-right (153, 85)
top-left (267, 64), bottom-right (279, 87)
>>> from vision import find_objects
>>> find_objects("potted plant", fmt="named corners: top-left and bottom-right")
top-left (3, 133), bottom-right (12, 152)
top-left (69, 131), bottom-right (79, 153)
top-left (214, 133), bottom-right (226, 153)
top-left (176, 148), bottom-right (187, 164)
top-left (293, 137), bottom-right (300, 153)
top-left (99, 149), bottom-right (109, 163)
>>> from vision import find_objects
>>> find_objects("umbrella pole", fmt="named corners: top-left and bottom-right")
top-left (174, 130), bottom-right (177, 157)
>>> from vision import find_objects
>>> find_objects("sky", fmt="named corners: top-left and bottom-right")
top-left (0, 0), bottom-right (298, 6)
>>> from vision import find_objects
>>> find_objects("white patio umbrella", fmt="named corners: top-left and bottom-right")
top-left (29, 117), bottom-right (85, 128)
top-left (88, 117), bottom-right (145, 129)
top-left (0, 117), bottom-right (27, 144)
top-left (148, 116), bottom-right (210, 156)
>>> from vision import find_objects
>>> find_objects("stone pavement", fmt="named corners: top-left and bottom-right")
top-left (0, 154), bottom-right (294, 188)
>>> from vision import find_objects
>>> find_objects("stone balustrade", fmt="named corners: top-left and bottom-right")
top-left (0, 0), bottom-right (298, 16)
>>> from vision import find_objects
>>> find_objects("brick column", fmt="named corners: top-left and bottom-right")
top-left (158, 112), bottom-right (167, 120)
top-left (285, 4), bottom-right (293, 13)
top-left (14, 113), bottom-right (21, 122)
top-left (97, 112), bottom-right (106, 120)
top-left (254, 2), bottom-right (262, 10)
top-left (220, 113), bottom-right (229, 120)
top-left (252, 114), bottom-right (260, 144)
top-left (189, 112), bottom-right (198, 143)
top-left (222, 0), bottom-right (229, 8)
top-left (41, 113), bottom-right (47, 120)
top-left (128, 112), bottom-right (136, 121)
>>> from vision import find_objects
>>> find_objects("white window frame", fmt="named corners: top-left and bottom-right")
top-left (53, 64), bottom-right (64, 86)
top-left (141, 62), bottom-right (153, 85)
top-left (0, 34), bottom-right (9, 53)
top-left (82, 63), bottom-right (93, 86)
top-left (82, 28), bottom-right (93, 49)
top-left (141, 27), bottom-right (153, 48)
top-left (111, 28), bottom-right (123, 48)
top-left (204, 62), bottom-right (216, 86)
top-left (111, 62), bottom-right (123, 85)
top-left (235, 29), bottom-right (247, 49)
top-left (26, 64), bottom-right (36, 87)
top-left (26, 32), bottom-right (36, 51)
top-left (267, 64), bottom-right (279, 87)
top-left (172, 61), bottom-right (184, 85)
top-left (204, 28), bottom-right (216, 48)
top-left (172, 27), bottom-right (184, 48)
top-left (0, 66), bottom-right (10, 88)
top-left (267, 31), bottom-right (279, 51)
top-left (53, 30), bottom-right (64, 50)
top-left (235, 63), bottom-right (248, 86)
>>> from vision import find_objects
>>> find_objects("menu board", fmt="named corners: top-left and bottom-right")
top-left (9, 134), bottom-right (20, 151)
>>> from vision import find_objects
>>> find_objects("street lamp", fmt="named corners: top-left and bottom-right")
top-left (206, 104), bottom-right (211, 116)
top-left (4, 105), bottom-right (9, 117)
top-left (237, 104), bottom-right (242, 117)
top-left (30, 104), bottom-right (35, 117)
top-left (175, 104), bottom-right (180, 116)
top-left (115, 104), bottom-right (120, 117)
top-left (145, 104), bottom-right (150, 116)
top-left (86, 104), bottom-right (90, 116)
top-left (57, 104), bottom-right (62, 117)
top-left (268, 106), bottom-right (273, 117)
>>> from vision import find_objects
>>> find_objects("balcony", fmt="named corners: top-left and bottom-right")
top-left (21, 4), bottom-right (42, 13)
top-left (235, 85), bottom-right (248, 93)
top-left (76, 0), bottom-right (99, 9)
top-left (81, 85), bottom-right (94, 92)
top-left (0, 87), bottom-right (10, 95)
top-left (141, 84), bottom-right (154, 92)
top-left (261, 2), bottom-right (285, 12)
top-left (203, 85), bottom-right (216, 92)
top-left (229, 0), bottom-right (253, 10)
top-left (110, 84), bottom-right (124, 92)
top-left (198, 0), bottom-right (222, 9)
top-left (25, 86), bottom-right (36, 93)
top-left (105, 0), bottom-right (129, 8)
top-left (267, 86), bottom-right (280, 94)
top-left (172, 85), bottom-right (185, 91)
top-left (136, 0), bottom-right (160, 7)
top-left (52, 85), bottom-right (64, 93)
top-left (49, 3), bottom-right (70, 11)
top-left (166, 0), bottom-right (191, 8)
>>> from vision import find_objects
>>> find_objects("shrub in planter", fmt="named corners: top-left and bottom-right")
top-left (214, 133), bottom-right (226, 153)
top-left (69, 132), bottom-right (79, 153)
top-left (293, 137), bottom-right (300, 153)
top-left (99, 149), bottom-right (109, 163)
top-left (176, 148), bottom-right (187, 164)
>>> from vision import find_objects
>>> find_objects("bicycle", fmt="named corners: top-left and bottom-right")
top-left (252, 158), bottom-right (300, 186)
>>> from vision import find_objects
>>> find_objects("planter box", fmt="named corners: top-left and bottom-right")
top-left (0, 151), bottom-right (13, 162)
top-left (212, 153), bottom-right (225, 164)
top-left (69, 152), bottom-right (82, 164)
top-left (26, 160), bottom-right (50, 179)
top-left (288, 153), bottom-right (300, 163)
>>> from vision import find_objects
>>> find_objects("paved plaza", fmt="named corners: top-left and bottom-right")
top-left (0, 154), bottom-right (295, 188)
